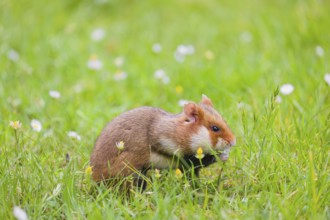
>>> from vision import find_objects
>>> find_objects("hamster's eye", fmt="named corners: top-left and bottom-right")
top-left (211, 126), bottom-right (220, 132)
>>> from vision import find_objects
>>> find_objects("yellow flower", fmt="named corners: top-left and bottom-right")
top-left (116, 141), bottom-right (125, 151)
top-left (154, 169), bottom-right (161, 178)
top-left (175, 85), bottom-right (183, 94)
top-left (85, 166), bottom-right (93, 175)
top-left (175, 169), bottom-right (183, 179)
top-left (9, 121), bottom-right (22, 130)
top-left (195, 147), bottom-right (205, 159)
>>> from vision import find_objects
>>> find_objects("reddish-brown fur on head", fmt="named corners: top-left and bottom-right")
top-left (182, 95), bottom-right (236, 153)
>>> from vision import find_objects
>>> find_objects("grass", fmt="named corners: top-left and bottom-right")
top-left (1, 0), bottom-right (329, 219)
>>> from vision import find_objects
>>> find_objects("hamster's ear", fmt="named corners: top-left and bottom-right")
top-left (200, 94), bottom-right (213, 107)
top-left (183, 103), bottom-right (199, 122)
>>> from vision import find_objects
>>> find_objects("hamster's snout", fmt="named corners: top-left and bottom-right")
top-left (229, 138), bottom-right (236, 147)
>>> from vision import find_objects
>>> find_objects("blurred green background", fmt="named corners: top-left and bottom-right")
top-left (1, 0), bottom-right (329, 219)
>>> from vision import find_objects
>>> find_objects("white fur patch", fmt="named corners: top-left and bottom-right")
top-left (190, 127), bottom-right (213, 153)
top-left (149, 152), bottom-right (177, 169)
top-left (159, 138), bottom-right (181, 155)
top-left (215, 138), bottom-right (230, 151)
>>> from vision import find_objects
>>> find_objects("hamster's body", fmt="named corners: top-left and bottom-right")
top-left (90, 95), bottom-right (236, 182)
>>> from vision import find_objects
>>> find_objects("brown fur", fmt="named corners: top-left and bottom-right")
top-left (90, 96), bottom-right (235, 182)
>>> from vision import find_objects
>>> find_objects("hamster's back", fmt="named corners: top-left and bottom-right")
top-left (90, 107), bottom-right (166, 180)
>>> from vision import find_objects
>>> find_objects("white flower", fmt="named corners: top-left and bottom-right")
top-left (174, 44), bottom-right (195, 62)
top-left (154, 69), bottom-right (170, 84)
top-left (87, 55), bottom-right (103, 70)
top-left (67, 131), bottom-right (81, 141)
top-left (13, 206), bottom-right (28, 220)
top-left (113, 71), bottom-right (128, 81)
top-left (280, 84), bottom-right (294, 95)
top-left (30, 119), bottom-right (42, 132)
top-left (154, 69), bottom-right (166, 79)
top-left (324, 73), bottom-right (330, 86)
top-left (152, 43), bottom-right (162, 53)
top-left (240, 31), bottom-right (252, 43)
top-left (114, 56), bottom-right (125, 67)
top-left (178, 99), bottom-right (189, 107)
top-left (315, 46), bottom-right (324, 57)
top-left (9, 121), bottom-right (22, 130)
top-left (177, 45), bottom-right (188, 55)
top-left (177, 44), bottom-right (194, 55)
top-left (91, 28), bottom-right (105, 41)
top-left (49, 90), bottom-right (61, 99)
top-left (116, 141), bottom-right (125, 151)
top-left (275, 95), bottom-right (282, 103)
top-left (8, 49), bottom-right (20, 62)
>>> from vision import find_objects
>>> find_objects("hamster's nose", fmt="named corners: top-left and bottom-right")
top-left (229, 138), bottom-right (236, 147)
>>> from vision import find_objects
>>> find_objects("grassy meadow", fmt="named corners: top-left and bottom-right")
top-left (1, 0), bottom-right (330, 219)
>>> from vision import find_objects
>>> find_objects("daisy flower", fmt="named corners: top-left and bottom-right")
top-left (91, 28), bottom-right (105, 41)
top-left (174, 44), bottom-right (195, 62)
top-left (116, 141), bottom-right (125, 151)
top-left (152, 43), bottom-right (162, 53)
top-left (154, 69), bottom-right (170, 84)
top-left (280, 84), bottom-right (294, 95)
top-left (324, 73), bottom-right (330, 86)
top-left (67, 131), bottom-right (81, 141)
top-left (9, 121), bottom-right (22, 130)
top-left (30, 119), bottom-right (42, 132)
top-left (114, 56), bottom-right (125, 67)
top-left (154, 69), bottom-right (166, 79)
top-left (8, 49), bottom-right (20, 62)
top-left (315, 45), bottom-right (324, 57)
top-left (178, 99), bottom-right (189, 107)
top-left (275, 95), bottom-right (282, 103)
top-left (13, 206), bottom-right (28, 220)
top-left (87, 55), bottom-right (103, 70)
top-left (49, 90), bottom-right (61, 99)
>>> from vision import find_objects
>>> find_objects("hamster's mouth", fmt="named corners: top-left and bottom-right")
top-left (217, 148), bottom-right (231, 162)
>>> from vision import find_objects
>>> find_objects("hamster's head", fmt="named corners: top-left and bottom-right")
top-left (182, 95), bottom-right (236, 161)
